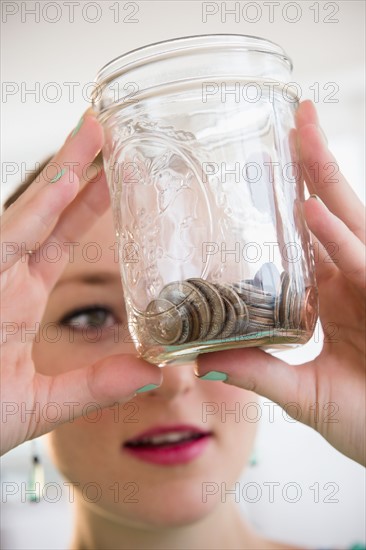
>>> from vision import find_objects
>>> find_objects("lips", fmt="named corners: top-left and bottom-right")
top-left (123, 425), bottom-right (213, 466)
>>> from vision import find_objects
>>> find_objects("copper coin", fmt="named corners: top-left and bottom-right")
top-left (300, 286), bottom-right (318, 332)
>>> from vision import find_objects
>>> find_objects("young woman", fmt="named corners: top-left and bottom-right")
top-left (1, 101), bottom-right (365, 549)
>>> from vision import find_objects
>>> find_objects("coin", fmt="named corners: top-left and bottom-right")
top-left (187, 278), bottom-right (226, 339)
top-left (281, 272), bottom-right (291, 327)
top-left (300, 286), bottom-right (318, 332)
top-left (288, 284), bottom-right (303, 329)
top-left (248, 303), bottom-right (275, 317)
top-left (273, 271), bottom-right (289, 327)
top-left (216, 295), bottom-right (237, 338)
top-left (159, 280), bottom-right (211, 339)
top-left (144, 273), bottom-right (313, 346)
top-left (182, 302), bottom-right (201, 343)
top-left (234, 281), bottom-right (274, 303)
top-left (145, 298), bottom-right (183, 345)
top-left (274, 282), bottom-right (281, 327)
top-left (254, 262), bottom-right (281, 294)
top-left (215, 283), bottom-right (249, 334)
top-left (248, 307), bottom-right (275, 326)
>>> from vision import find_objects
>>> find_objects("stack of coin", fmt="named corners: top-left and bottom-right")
top-left (143, 263), bottom-right (316, 346)
top-left (233, 280), bottom-right (276, 331)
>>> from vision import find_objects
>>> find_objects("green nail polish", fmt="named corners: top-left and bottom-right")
top-left (199, 371), bottom-right (228, 381)
top-left (71, 116), bottom-right (84, 137)
top-left (136, 384), bottom-right (159, 394)
top-left (49, 168), bottom-right (66, 184)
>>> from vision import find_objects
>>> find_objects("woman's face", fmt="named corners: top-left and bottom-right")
top-left (33, 209), bottom-right (258, 528)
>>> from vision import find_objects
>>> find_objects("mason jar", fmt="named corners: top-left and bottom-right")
top-left (92, 34), bottom-right (318, 366)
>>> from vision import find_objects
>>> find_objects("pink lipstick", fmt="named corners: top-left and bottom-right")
top-left (123, 425), bottom-right (213, 466)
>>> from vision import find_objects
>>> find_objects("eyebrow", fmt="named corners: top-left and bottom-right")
top-left (54, 272), bottom-right (122, 289)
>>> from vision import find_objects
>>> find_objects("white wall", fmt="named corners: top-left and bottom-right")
top-left (1, 1), bottom-right (365, 549)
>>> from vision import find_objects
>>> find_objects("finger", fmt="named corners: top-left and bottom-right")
top-left (296, 102), bottom-right (365, 243)
top-left (33, 354), bottom-right (162, 436)
top-left (78, 151), bottom-right (104, 191)
top-left (29, 168), bottom-right (110, 289)
top-left (296, 99), bottom-right (319, 128)
top-left (2, 110), bottom-right (103, 216)
top-left (31, 108), bottom-right (102, 194)
top-left (304, 196), bottom-right (365, 290)
top-left (196, 347), bottom-right (317, 426)
top-left (1, 114), bottom-right (104, 271)
top-left (1, 168), bottom-right (79, 271)
top-left (308, 231), bottom-right (337, 286)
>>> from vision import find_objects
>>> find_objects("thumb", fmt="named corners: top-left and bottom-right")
top-left (36, 354), bottom-right (162, 431)
top-left (196, 348), bottom-right (315, 423)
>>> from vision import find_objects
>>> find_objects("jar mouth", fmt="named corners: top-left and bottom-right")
top-left (92, 34), bottom-right (294, 116)
top-left (94, 33), bottom-right (292, 86)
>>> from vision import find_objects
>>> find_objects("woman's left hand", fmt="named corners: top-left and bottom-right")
top-left (196, 100), bottom-right (366, 466)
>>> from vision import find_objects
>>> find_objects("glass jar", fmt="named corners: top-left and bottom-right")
top-left (92, 34), bottom-right (318, 366)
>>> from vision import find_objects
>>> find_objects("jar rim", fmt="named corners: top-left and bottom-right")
top-left (94, 33), bottom-right (293, 86)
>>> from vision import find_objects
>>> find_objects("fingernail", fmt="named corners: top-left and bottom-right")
top-left (199, 371), bottom-right (228, 381)
top-left (249, 449), bottom-right (258, 466)
top-left (71, 115), bottom-right (84, 137)
top-left (49, 167), bottom-right (66, 184)
top-left (135, 384), bottom-right (159, 394)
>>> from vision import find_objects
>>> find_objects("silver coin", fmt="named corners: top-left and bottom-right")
top-left (187, 278), bottom-right (226, 340)
top-left (254, 262), bottom-right (281, 294)
top-left (274, 271), bottom-right (287, 327)
top-left (248, 304), bottom-right (275, 318)
top-left (279, 272), bottom-right (291, 327)
top-left (234, 281), bottom-right (274, 301)
top-left (159, 280), bottom-right (211, 340)
top-left (288, 285), bottom-right (295, 328)
top-left (145, 298), bottom-right (183, 345)
top-left (238, 295), bottom-right (274, 311)
top-left (216, 295), bottom-right (237, 338)
top-left (274, 282), bottom-right (282, 327)
top-left (248, 310), bottom-right (275, 326)
top-left (288, 284), bottom-right (302, 329)
top-left (215, 283), bottom-right (250, 334)
top-left (293, 288), bottom-right (305, 329)
top-left (182, 302), bottom-right (201, 343)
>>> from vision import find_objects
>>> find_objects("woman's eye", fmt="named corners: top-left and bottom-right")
top-left (60, 306), bottom-right (117, 330)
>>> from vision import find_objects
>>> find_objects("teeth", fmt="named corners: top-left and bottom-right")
top-left (134, 430), bottom-right (200, 446)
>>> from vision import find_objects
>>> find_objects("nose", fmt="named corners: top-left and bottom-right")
top-left (141, 362), bottom-right (197, 400)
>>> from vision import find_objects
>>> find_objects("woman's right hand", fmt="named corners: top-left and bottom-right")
top-left (0, 110), bottom-right (162, 456)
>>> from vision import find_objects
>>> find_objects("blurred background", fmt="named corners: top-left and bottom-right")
top-left (1, 1), bottom-right (365, 549)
